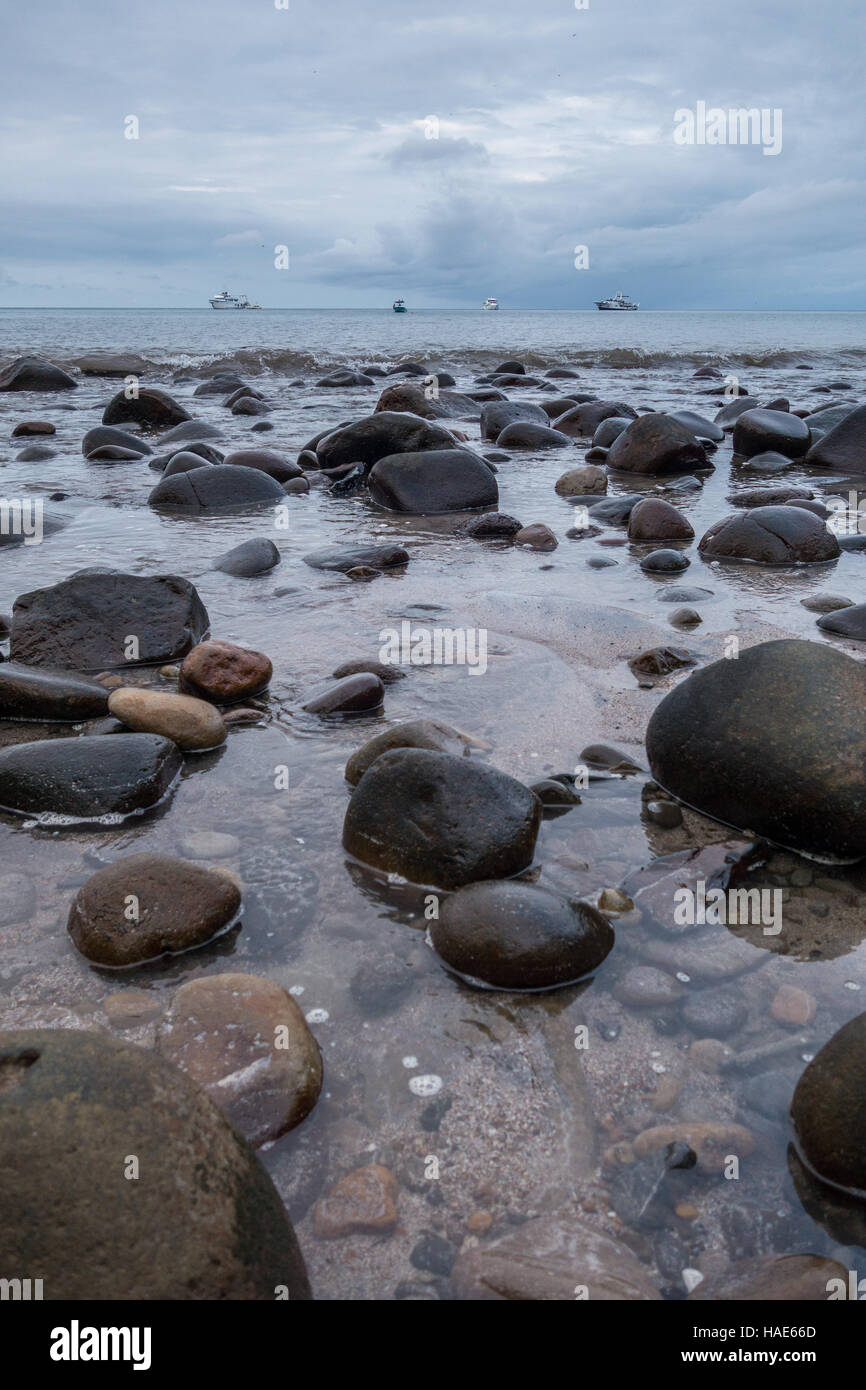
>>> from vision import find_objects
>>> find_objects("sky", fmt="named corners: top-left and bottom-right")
top-left (0, 0), bottom-right (863, 309)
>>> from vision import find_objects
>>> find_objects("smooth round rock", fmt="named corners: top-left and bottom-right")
top-left (223, 448), bottom-right (302, 482)
top-left (0, 1028), bottom-right (310, 1298)
top-left (345, 718), bottom-right (470, 786)
top-left (179, 640), bottom-right (272, 704)
top-left (103, 387), bottom-right (191, 432)
top-left (495, 422), bottom-right (571, 450)
top-left (699, 506), bottom-right (840, 565)
top-left (801, 593), bottom-right (853, 614)
top-left (465, 512), bottom-right (524, 538)
top-left (628, 498), bottom-right (694, 541)
top-left (214, 538), bottom-right (281, 577)
top-left (0, 734), bottom-right (182, 819)
top-left (431, 881), bottom-right (614, 991)
top-left (149, 464), bottom-right (286, 511)
top-left (640, 548), bottom-right (690, 573)
top-left (555, 464), bottom-right (607, 497)
top-left (817, 604), bottom-right (866, 640)
top-left (67, 853), bottom-right (242, 967)
top-left (682, 988), bottom-right (747, 1037)
top-left (606, 414), bottom-right (708, 475)
top-left (162, 450), bottom-right (211, 477)
top-left (646, 638), bottom-right (866, 861)
top-left (343, 748), bottom-right (541, 890)
top-left (514, 523), bottom-right (558, 550)
top-left (303, 673), bottom-right (384, 716)
top-left (791, 1013), bottom-right (866, 1195)
top-left (368, 449), bottom-right (498, 514)
top-left (108, 687), bottom-right (226, 750)
top-left (157, 973), bottom-right (323, 1148)
top-left (732, 408), bottom-right (810, 460)
top-left (615, 966), bottom-right (682, 1008)
top-left (0, 664), bottom-right (109, 721)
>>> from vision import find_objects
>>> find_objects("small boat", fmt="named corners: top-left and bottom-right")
top-left (595, 290), bottom-right (639, 311)
top-left (209, 290), bottom-right (252, 310)
top-left (392, 298), bottom-right (408, 313)
top-left (482, 296), bottom-right (499, 311)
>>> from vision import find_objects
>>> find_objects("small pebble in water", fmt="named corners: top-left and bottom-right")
top-left (305, 1008), bottom-right (329, 1023)
top-left (402, 1055), bottom-right (418, 1069)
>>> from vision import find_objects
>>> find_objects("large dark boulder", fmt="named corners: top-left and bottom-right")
top-left (791, 1014), bottom-right (866, 1195)
top-left (646, 638), bottom-right (866, 860)
top-left (0, 664), bottom-right (109, 721)
top-left (0, 734), bottom-right (182, 819)
top-left (606, 414), bottom-right (708, 475)
top-left (103, 387), bottom-right (192, 432)
top-left (343, 748), bottom-right (541, 889)
top-left (804, 403), bottom-right (866, 472)
top-left (368, 450), bottom-right (498, 514)
top-left (149, 464), bottom-right (286, 511)
top-left (480, 401), bottom-right (548, 440)
top-left (732, 408), bottom-right (810, 460)
top-left (0, 356), bottom-right (76, 391)
top-left (698, 506), bottom-right (839, 564)
top-left (431, 881), bottom-right (614, 990)
top-left (316, 412), bottom-right (456, 472)
top-left (0, 1029), bottom-right (310, 1298)
top-left (10, 571), bottom-right (210, 670)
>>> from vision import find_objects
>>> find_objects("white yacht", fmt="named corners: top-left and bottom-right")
top-left (482, 296), bottom-right (499, 311)
top-left (595, 291), bottom-right (639, 311)
top-left (209, 290), bottom-right (252, 310)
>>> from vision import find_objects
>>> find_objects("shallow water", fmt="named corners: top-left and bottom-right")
top-left (2, 309), bottom-right (866, 1298)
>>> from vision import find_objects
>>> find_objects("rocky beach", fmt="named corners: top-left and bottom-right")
top-left (3, 308), bottom-right (866, 1302)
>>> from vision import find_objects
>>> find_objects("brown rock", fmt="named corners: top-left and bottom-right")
top-left (627, 497), bottom-right (694, 541)
top-left (312, 1164), bottom-right (399, 1238)
top-left (688, 1254), bottom-right (847, 1301)
top-left (451, 1215), bottom-right (661, 1300)
top-left (345, 718), bottom-right (471, 785)
top-left (12, 421), bottom-right (55, 437)
top-left (632, 1121), bottom-right (755, 1172)
top-left (68, 853), bottom-right (242, 967)
top-left (157, 973), bottom-right (323, 1148)
top-left (179, 639), bottom-right (272, 704)
top-left (514, 523), bottom-right (558, 550)
top-left (108, 686), bottom-right (226, 749)
top-left (555, 465), bottom-right (607, 497)
top-left (771, 983), bottom-right (816, 1025)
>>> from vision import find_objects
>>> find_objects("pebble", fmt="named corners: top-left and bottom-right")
top-left (312, 1164), bottom-right (399, 1238)
top-left (614, 966), bottom-right (683, 1008)
top-left (770, 983), bottom-right (816, 1025)
top-left (108, 687), bottom-right (226, 750)
top-left (156, 972), bottom-right (323, 1147)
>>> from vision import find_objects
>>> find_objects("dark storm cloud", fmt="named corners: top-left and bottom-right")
top-left (0, 0), bottom-right (863, 306)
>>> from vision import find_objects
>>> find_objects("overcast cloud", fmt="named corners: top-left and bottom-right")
top-left (0, 0), bottom-right (863, 308)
